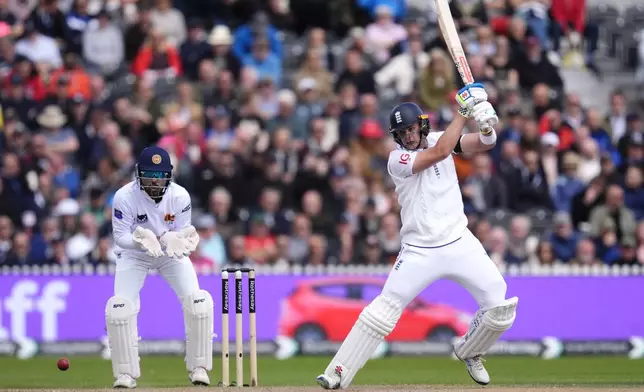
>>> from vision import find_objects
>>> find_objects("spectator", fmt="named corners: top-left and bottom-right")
top-left (287, 214), bottom-right (311, 264)
top-left (232, 11), bottom-right (282, 61)
top-left (530, 240), bottom-right (561, 266)
top-left (570, 237), bottom-right (601, 266)
top-left (419, 48), bottom-right (455, 111)
top-left (588, 184), bottom-right (637, 245)
top-left (82, 9), bottom-right (124, 78)
top-left (179, 18), bottom-right (210, 81)
top-left (548, 211), bottom-right (579, 263)
top-left (335, 49), bottom-right (376, 95)
top-left (364, 5), bottom-right (407, 66)
top-left (553, 151), bottom-right (584, 212)
top-left (463, 152), bottom-right (508, 214)
top-left (240, 37), bottom-right (281, 86)
top-left (150, 0), bottom-right (186, 46)
top-left (623, 166), bottom-right (644, 221)
top-left (65, 0), bottom-right (92, 55)
top-left (294, 48), bottom-right (334, 101)
top-left (208, 25), bottom-right (241, 81)
top-left (131, 27), bottom-right (182, 79)
top-left (374, 35), bottom-right (428, 99)
top-left (65, 212), bottom-right (98, 261)
top-left (506, 149), bottom-right (553, 212)
top-left (505, 215), bottom-right (534, 265)
top-left (510, 36), bottom-right (563, 92)
top-left (485, 226), bottom-right (508, 267)
top-left (25, 0), bottom-right (66, 41)
top-left (14, 21), bottom-right (62, 70)
top-left (5, 231), bottom-right (35, 266)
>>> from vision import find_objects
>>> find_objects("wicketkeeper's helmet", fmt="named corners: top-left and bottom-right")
top-left (135, 146), bottom-right (173, 201)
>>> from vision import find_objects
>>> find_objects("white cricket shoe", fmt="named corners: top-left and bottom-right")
top-left (462, 356), bottom-right (490, 385)
top-left (316, 373), bottom-right (340, 389)
top-left (113, 374), bottom-right (137, 389)
top-left (189, 367), bottom-right (210, 386)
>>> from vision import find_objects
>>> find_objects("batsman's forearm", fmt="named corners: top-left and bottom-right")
top-left (437, 115), bottom-right (467, 153)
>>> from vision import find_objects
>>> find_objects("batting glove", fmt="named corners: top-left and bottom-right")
top-left (455, 82), bottom-right (488, 114)
top-left (160, 231), bottom-right (192, 258)
top-left (132, 226), bottom-right (164, 258)
top-left (472, 101), bottom-right (499, 129)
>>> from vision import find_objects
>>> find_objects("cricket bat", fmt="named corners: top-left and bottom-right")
top-left (434, 0), bottom-right (494, 130)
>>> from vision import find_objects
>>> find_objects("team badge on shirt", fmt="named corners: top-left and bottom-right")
top-left (136, 214), bottom-right (148, 223)
top-left (164, 214), bottom-right (175, 223)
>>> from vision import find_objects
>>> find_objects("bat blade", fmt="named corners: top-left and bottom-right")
top-left (434, 0), bottom-right (475, 85)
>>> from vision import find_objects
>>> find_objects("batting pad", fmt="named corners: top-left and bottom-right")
top-left (105, 296), bottom-right (140, 379)
top-left (326, 295), bottom-right (403, 389)
top-left (454, 296), bottom-right (518, 359)
top-left (182, 290), bottom-right (214, 372)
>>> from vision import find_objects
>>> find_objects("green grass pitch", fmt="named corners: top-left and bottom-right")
top-left (0, 356), bottom-right (642, 389)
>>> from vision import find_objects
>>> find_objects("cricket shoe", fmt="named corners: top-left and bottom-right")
top-left (113, 374), bottom-right (137, 389)
top-left (461, 355), bottom-right (490, 385)
top-left (189, 367), bottom-right (210, 386)
top-left (316, 373), bottom-right (340, 389)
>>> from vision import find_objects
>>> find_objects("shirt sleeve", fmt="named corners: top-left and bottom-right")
top-left (172, 188), bottom-right (192, 231)
top-left (112, 190), bottom-right (137, 250)
top-left (387, 150), bottom-right (417, 180)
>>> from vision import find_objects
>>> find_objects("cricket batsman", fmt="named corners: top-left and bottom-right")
top-left (107, 146), bottom-right (213, 388)
top-left (316, 84), bottom-right (518, 389)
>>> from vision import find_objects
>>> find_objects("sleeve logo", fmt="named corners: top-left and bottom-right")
top-left (114, 209), bottom-right (123, 219)
top-left (181, 204), bottom-right (191, 213)
top-left (399, 153), bottom-right (410, 165)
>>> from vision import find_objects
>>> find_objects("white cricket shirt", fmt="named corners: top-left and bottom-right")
top-left (387, 131), bottom-right (467, 247)
top-left (112, 181), bottom-right (192, 261)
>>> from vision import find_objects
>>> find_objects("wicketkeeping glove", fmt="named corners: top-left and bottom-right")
top-left (178, 225), bottom-right (200, 253)
top-left (160, 231), bottom-right (192, 258)
top-left (132, 226), bottom-right (164, 258)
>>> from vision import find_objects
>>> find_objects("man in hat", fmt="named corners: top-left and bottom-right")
top-left (107, 146), bottom-right (213, 388)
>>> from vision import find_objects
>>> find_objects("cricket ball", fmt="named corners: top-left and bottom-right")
top-left (57, 357), bottom-right (70, 371)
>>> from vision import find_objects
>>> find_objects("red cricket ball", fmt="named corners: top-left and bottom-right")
top-left (57, 357), bottom-right (70, 371)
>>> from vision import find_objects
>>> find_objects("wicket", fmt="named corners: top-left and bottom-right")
top-left (221, 267), bottom-right (258, 387)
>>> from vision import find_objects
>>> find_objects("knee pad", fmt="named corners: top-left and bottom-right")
top-left (358, 295), bottom-right (403, 337)
top-left (182, 289), bottom-right (214, 371)
top-left (455, 296), bottom-right (518, 359)
top-left (105, 296), bottom-right (140, 379)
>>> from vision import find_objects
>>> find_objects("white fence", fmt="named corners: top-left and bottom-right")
top-left (0, 263), bottom-right (641, 277)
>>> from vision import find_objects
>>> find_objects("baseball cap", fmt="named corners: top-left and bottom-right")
top-left (137, 146), bottom-right (173, 172)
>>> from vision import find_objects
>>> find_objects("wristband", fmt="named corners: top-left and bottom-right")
top-left (479, 128), bottom-right (497, 145)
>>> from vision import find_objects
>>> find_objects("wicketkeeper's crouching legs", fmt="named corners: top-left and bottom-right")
top-left (106, 296), bottom-right (140, 389)
top-left (182, 289), bottom-right (214, 385)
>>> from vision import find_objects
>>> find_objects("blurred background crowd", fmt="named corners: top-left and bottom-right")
top-left (0, 0), bottom-right (642, 272)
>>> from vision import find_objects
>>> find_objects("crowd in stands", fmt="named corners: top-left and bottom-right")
top-left (0, 0), bottom-right (642, 271)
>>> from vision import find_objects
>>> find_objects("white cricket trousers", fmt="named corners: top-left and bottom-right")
top-left (114, 255), bottom-right (201, 309)
top-left (384, 229), bottom-right (507, 310)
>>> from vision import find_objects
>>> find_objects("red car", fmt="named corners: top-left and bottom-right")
top-left (277, 277), bottom-right (472, 343)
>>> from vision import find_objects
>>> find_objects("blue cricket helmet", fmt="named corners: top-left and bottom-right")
top-left (388, 102), bottom-right (431, 148)
top-left (135, 146), bottom-right (173, 200)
